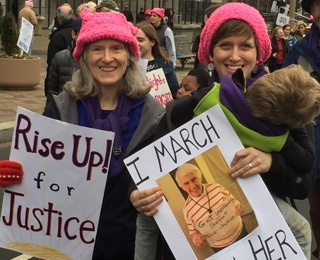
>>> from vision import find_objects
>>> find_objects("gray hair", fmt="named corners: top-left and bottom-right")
top-left (175, 163), bottom-right (202, 187)
top-left (57, 4), bottom-right (74, 23)
top-left (64, 55), bottom-right (150, 100)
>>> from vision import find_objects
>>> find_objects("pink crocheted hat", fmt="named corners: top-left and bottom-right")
top-left (144, 9), bottom-right (151, 16)
top-left (73, 9), bottom-right (140, 62)
top-left (151, 8), bottom-right (165, 19)
top-left (198, 3), bottom-right (271, 65)
top-left (25, 0), bottom-right (33, 7)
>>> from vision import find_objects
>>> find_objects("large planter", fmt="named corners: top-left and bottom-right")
top-left (0, 57), bottom-right (41, 89)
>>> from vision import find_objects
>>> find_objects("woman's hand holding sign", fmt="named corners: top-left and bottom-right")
top-left (130, 187), bottom-right (163, 217)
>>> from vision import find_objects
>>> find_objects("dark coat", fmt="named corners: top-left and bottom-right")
top-left (47, 19), bottom-right (74, 66)
top-left (47, 44), bottom-right (77, 99)
top-left (267, 37), bottom-right (289, 71)
top-left (45, 19), bottom-right (74, 96)
top-left (136, 11), bottom-right (145, 24)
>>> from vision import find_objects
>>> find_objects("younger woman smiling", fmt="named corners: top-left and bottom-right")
top-left (136, 22), bottom-right (179, 98)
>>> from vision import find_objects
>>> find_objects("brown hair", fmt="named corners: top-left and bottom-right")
top-left (209, 20), bottom-right (257, 59)
top-left (282, 24), bottom-right (291, 31)
top-left (136, 22), bottom-right (170, 62)
top-left (246, 65), bottom-right (320, 129)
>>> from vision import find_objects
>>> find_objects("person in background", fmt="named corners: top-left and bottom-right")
top-left (95, 0), bottom-right (118, 12)
top-left (164, 8), bottom-right (174, 31)
top-left (44, 3), bottom-right (74, 97)
top-left (192, 4), bottom-right (221, 70)
top-left (176, 68), bottom-right (209, 99)
top-left (144, 9), bottom-right (152, 23)
top-left (43, 10), bottom-right (165, 259)
top-left (136, 22), bottom-right (179, 98)
top-left (293, 29), bottom-right (304, 40)
top-left (48, 3), bottom-right (72, 34)
top-left (136, 7), bottom-right (145, 24)
top-left (122, 5), bottom-right (134, 23)
top-left (293, 20), bottom-right (308, 36)
top-left (18, 0), bottom-right (37, 55)
top-left (282, 24), bottom-right (297, 49)
top-left (283, 1), bottom-right (320, 259)
top-left (267, 26), bottom-right (289, 72)
top-left (150, 7), bottom-right (176, 67)
top-left (76, 1), bottom-right (96, 16)
top-left (46, 16), bottom-right (82, 104)
top-left (131, 3), bottom-right (313, 259)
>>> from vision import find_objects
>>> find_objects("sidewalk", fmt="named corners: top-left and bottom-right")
top-left (0, 29), bottom-right (192, 144)
top-left (0, 30), bottom-right (50, 144)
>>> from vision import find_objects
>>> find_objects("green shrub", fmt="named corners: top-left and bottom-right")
top-left (0, 13), bottom-right (19, 56)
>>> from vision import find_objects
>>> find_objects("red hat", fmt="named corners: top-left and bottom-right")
top-left (144, 9), bottom-right (151, 16)
top-left (151, 8), bottom-right (165, 19)
top-left (73, 9), bottom-right (140, 62)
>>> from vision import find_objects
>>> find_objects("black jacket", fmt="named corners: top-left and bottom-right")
top-left (47, 19), bottom-right (74, 66)
top-left (47, 44), bottom-right (77, 98)
top-left (45, 19), bottom-right (74, 96)
top-left (267, 37), bottom-right (289, 70)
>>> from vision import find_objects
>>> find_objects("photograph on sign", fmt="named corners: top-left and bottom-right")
top-left (157, 145), bottom-right (257, 259)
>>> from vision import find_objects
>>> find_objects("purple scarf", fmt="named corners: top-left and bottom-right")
top-left (84, 94), bottom-right (133, 177)
top-left (308, 24), bottom-right (320, 67)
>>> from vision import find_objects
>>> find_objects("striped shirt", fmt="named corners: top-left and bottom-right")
top-left (183, 183), bottom-right (243, 248)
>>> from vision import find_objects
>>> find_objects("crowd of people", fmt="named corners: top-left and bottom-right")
top-left (1, 0), bottom-right (320, 260)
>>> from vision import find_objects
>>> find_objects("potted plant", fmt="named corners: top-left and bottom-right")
top-left (0, 13), bottom-right (41, 89)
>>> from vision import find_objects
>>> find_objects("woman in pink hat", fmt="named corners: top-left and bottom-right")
top-left (43, 10), bottom-right (164, 259)
top-left (144, 9), bottom-right (152, 23)
top-left (150, 7), bottom-right (176, 67)
top-left (131, 3), bottom-right (313, 259)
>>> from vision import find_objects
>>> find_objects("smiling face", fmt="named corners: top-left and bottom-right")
top-left (210, 35), bottom-right (257, 78)
top-left (135, 28), bottom-right (155, 59)
top-left (275, 28), bottom-right (284, 39)
top-left (179, 172), bottom-right (203, 197)
top-left (85, 39), bottom-right (129, 88)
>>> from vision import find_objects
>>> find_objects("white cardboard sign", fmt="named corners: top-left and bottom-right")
top-left (124, 105), bottom-right (306, 260)
top-left (0, 108), bottom-right (114, 260)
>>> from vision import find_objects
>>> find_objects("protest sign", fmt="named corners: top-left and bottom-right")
top-left (17, 17), bottom-right (34, 54)
top-left (145, 68), bottom-right (173, 106)
top-left (124, 105), bottom-right (306, 260)
top-left (0, 108), bottom-right (114, 260)
top-left (276, 13), bottom-right (290, 27)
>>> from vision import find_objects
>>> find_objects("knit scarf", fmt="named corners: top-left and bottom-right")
top-left (84, 94), bottom-right (133, 177)
top-left (308, 23), bottom-right (320, 67)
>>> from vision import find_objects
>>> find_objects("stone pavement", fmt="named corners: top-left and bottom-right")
top-left (0, 29), bottom-right (192, 144)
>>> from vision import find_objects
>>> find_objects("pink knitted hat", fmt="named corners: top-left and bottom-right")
top-left (151, 8), bottom-right (165, 19)
top-left (144, 9), bottom-right (151, 16)
top-left (25, 0), bottom-right (33, 7)
top-left (73, 9), bottom-right (140, 62)
top-left (198, 3), bottom-right (271, 65)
